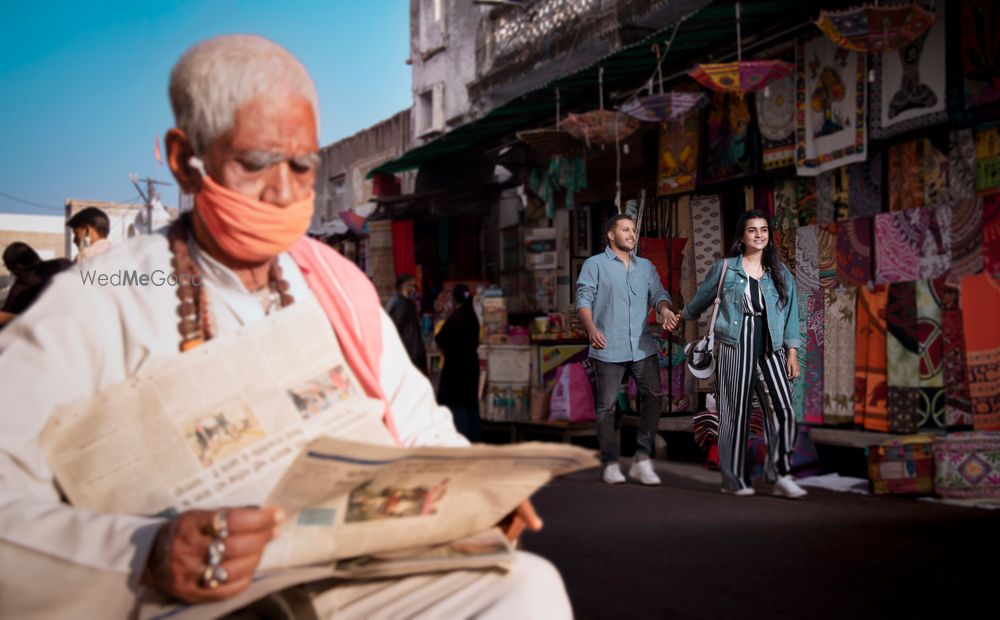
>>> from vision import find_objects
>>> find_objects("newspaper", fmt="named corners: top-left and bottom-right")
top-left (261, 436), bottom-right (594, 569)
top-left (140, 529), bottom-right (516, 620)
top-left (40, 298), bottom-right (395, 519)
top-left (39, 296), bottom-right (598, 573)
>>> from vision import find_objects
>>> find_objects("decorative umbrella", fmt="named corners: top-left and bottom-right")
top-left (561, 110), bottom-right (640, 148)
top-left (516, 87), bottom-right (585, 162)
top-left (815, 2), bottom-right (935, 53)
top-left (621, 92), bottom-right (709, 123)
top-left (689, 60), bottom-right (793, 94)
top-left (687, 2), bottom-right (794, 95)
top-left (516, 129), bottom-right (584, 161)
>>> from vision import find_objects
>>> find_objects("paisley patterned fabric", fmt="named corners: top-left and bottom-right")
top-left (818, 224), bottom-right (838, 289)
top-left (875, 210), bottom-right (922, 284)
top-left (803, 292), bottom-right (825, 425)
top-left (916, 279), bottom-right (945, 429)
top-left (848, 146), bottom-right (884, 217)
top-left (886, 281), bottom-right (920, 433)
top-left (837, 216), bottom-right (873, 287)
top-left (949, 198), bottom-right (984, 281)
top-left (919, 205), bottom-right (952, 280)
top-left (948, 129), bottom-right (977, 202)
top-left (983, 193), bottom-right (1000, 274)
top-left (795, 225), bottom-right (820, 294)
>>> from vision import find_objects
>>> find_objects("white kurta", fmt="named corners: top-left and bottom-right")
top-left (0, 232), bottom-right (467, 617)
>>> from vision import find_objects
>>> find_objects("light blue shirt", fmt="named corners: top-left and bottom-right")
top-left (576, 246), bottom-right (671, 363)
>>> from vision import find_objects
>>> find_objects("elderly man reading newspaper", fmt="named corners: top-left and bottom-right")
top-left (0, 35), bottom-right (585, 619)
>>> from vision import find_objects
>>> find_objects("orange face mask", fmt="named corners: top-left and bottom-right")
top-left (190, 157), bottom-right (315, 263)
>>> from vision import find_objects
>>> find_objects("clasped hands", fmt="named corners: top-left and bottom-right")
top-left (658, 304), bottom-right (681, 332)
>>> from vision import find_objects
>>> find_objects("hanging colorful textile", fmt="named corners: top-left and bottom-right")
top-left (869, 3), bottom-right (947, 139)
top-left (975, 123), bottom-right (1000, 196)
top-left (950, 198), bottom-right (984, 280)
top-left (939, 278), bottom-right (974, 427)
top-left (815, 2), bottom-right (935, 53)
top-left (390, 220), bottom-right (416, 280)
top-left (919, 205), bottom-right (952, 280)
top-left (848, 146), bottom-right (884, 217)
top-left (960, 273), bottom-right (1000, 430)
top-left (657, 112), bottom-right (700, 196)
top-left (948, 129), bottom-right (977, 202)
top-left (837, 216), bottom-right (873, 287)
top-left (792, 295), bottom-right (809, 424)
top-left (796, 177), bottom-right (818, 226)
top-left (855, 285), bottom-right (890, 431)
top-left (823, 287), bottom-right (857, 424)
top-left (639, 237), bottom-right (688, 300)
top-left (803, 292), bottom-right (825, 425)
top-left (983, 193), bottom-right (1000, 274)
top-left (691, 195), bottom-right (723, 340)
top-left (795, 36), bottom-right (868, 176)
top-left (700, 92), bottom-right (758, 185)
top-left (816, 169), bottom-right (850, 224)
top-left (528, 156), bottom-right (587, 217)
top-left (886, 281), bottom-right (921, 433)
top-left (621, 92), bottom-right (708, 123)
top-left (875, 209), bottom-right (922, 284)
top-left (818, 224), bottom-right (838, 289)
top-left (773, 179), bottom-right (799, 231)
top-left (917, 279), bottom-right (946, 428)
top-left (775, 228), bottom-right (797, 276)
top-left (755, 44), bottom-right (797, 170)
top-left (795, 224), bottom-right (820, 294)
top-left (887, 138), bottom-right (949, 211)
top-left (958, 0), bottom-right (1000, 112)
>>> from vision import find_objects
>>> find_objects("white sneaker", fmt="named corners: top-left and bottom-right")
top-left (722, 486), bottom-right (756, 497)
top-left (628, 457), bottom-right (661, 486)
top-left (773, 475), bottom-right (807, 499)
top-left (602, 463), bottom-right (626, 485)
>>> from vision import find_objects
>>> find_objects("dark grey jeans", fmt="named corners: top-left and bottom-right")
top-left (592, 355), bottom-right (662, 464)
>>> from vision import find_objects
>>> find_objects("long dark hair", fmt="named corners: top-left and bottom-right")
top-left (727, 209), bottom-right (789, 308)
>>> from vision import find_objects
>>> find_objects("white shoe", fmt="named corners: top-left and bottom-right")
top-left (773, 475), bottom-right (807, 499)
top-left (628, 457), bottom-right (661, 485)
top-left (722, 486), bottom-right (756, 497)
top-left (602, 463), bottom-right (626, 485)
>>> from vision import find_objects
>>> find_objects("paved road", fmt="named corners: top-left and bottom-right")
top-left (522, 461), bottom-right (997, 620)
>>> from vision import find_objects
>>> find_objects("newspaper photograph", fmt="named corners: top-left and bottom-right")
top-left (260, 436), bottom-right (596, 569)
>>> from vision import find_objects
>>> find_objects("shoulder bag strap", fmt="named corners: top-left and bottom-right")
top-left (706, 259), bottom-right (729, 348)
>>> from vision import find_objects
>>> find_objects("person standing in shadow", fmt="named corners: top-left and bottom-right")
top-left (386, 274), bottom-right (428, 374)
top-left (435, 284), bottom-right (481, 441)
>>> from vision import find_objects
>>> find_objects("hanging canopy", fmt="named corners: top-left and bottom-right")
top-left (815, 2), bottom-right (935, 53)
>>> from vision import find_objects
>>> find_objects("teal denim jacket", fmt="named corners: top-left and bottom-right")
top-left (681, 256), bottom-right (800, 351)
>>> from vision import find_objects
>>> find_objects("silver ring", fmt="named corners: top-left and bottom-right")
top-left (206, 538), bottom-right (226, 567)
top-left (201, 564), bottom-right (229, 589)
top-left (209, 510), bottom-right (229, 539)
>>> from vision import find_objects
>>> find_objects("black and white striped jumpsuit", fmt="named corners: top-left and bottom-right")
top-left (715, 275), bottom-right (798, 491)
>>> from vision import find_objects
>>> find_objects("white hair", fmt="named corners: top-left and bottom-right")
top-left (169, 34), bottom-right (319, 154)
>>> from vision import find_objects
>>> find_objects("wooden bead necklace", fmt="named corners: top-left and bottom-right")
top-left (167, 213), bottom-right (294, 352)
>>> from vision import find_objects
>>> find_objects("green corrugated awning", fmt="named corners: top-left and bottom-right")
top-left (370, 0), bottom-right (810, 178)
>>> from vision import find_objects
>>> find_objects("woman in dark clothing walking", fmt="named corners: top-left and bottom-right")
top-left (435, 284), bottom-right (482, 441)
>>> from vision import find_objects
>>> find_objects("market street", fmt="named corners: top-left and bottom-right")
top-left (524, 460), bottom-right (997, 620)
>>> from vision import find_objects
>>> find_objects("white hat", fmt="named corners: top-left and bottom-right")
top-left (684, 339), bottom-right (715, 379)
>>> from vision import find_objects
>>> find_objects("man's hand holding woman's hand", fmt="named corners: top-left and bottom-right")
top-left (659, 305), bottom-right (681, 332)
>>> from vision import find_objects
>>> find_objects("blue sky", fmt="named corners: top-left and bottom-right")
top-left (0, 1), bottom-right (411, 215)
